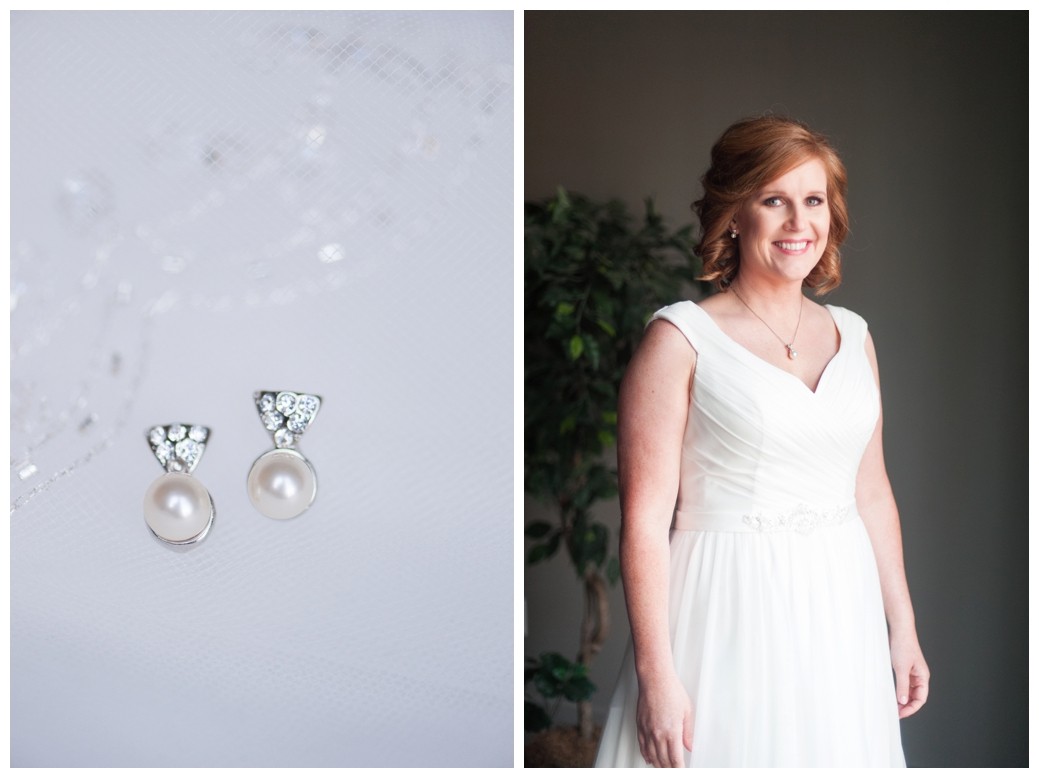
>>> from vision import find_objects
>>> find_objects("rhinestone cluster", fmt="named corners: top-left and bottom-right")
top-left (741, 504), bottom-right (852, 535)
top-left (254, 391), bottom-right (321, 448)
top-left (147, 424), bottom-right (209, 473)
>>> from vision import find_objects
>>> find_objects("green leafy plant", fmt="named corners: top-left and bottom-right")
top-left (525, 652), bottom-right (596, 733)
top-left (525, 188), bottom-right (707, 741)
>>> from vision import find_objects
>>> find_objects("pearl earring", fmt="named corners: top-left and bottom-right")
top-left (144, 424), bottom-right (215, 549)
top-left (248, 391), bottom-right (322, 520)
top-left (730, 229), bottom-right (738, 239)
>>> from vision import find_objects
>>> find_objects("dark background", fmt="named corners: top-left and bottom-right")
top-left (524, 11), bottom-right (1027, 768)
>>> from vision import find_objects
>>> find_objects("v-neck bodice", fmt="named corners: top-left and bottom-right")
top-left (692, 302), bottom-right (844, 395)
top-left (651, 301), bottom-right (879, 523)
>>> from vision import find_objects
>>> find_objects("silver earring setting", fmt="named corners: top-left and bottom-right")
top-left (144, 424), bottom-right (215, 548)
top-left (248, 391), bottom-right (322, 520)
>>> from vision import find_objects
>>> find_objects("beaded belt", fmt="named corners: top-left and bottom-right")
top-left (673, 503), bottom-right (856, 534)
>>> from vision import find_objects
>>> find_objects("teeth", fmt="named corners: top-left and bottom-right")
top-left (776, 241), bottom-right (808, 250)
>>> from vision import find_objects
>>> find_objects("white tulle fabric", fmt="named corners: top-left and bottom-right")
top-left (594, 301), bottom-right (905, 768)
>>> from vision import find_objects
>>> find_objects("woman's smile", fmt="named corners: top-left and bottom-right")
top-left (773, 240), bottom-right (811, 254)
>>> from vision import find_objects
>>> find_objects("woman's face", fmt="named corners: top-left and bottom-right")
top-left (734, 156), bottom-right (830, 286)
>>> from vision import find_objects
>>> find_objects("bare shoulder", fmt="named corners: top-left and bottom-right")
top-left (620, 318), bottom-right (696, 439)
top-left (863, 329), bottom-right (877, 354)
top-left (625, 318), bottom-right (697, 393)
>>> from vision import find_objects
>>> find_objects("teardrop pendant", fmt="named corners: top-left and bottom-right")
top-left (786, 345), bottom-right (798, 360)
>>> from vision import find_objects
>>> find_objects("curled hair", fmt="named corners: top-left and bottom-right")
top-left (693, 115), bottom-right (849, 294)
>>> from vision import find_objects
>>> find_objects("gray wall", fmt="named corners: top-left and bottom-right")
top-left (524, 11), bottom-right (1026, 768)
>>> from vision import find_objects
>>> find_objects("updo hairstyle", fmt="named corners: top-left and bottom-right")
top-left (693, 115), bottom-right (849, 294)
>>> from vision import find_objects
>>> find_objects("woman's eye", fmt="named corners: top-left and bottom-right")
top-left (807, 196), bottom-right (825, 206)
top-left (763, 197), bottom-right (783, 206)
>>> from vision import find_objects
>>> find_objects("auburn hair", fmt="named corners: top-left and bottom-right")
top-left (693, 115), bottom-right (849, 294)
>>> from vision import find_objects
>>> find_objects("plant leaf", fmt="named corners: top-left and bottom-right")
top-left (527, 544), bottom-right (551, 566)
top-left (568, 334), bottom-right (584, 360)
top-left (525, 700), bottom-right (553, 732)
top-left (525, 521), bottom-right (553, 539)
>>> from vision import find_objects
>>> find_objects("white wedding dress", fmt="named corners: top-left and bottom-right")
top-left (594, 301), bottom-right (905, 768)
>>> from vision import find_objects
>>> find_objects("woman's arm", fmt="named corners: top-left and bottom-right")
top-left (856, 333), bottom-right (930, 718)
top-left (617, 318), bottom-right (696, 767)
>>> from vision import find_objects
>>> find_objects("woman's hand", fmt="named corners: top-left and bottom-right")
top-left (890, 630), bottom-right (929, 718)
top-left (636, 674), bottom-right (693, 768)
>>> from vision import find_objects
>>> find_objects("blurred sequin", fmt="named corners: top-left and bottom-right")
top-left (318, 244), bottom-right (344, 264)
top-left (59, 171), bottom-right (114, 230)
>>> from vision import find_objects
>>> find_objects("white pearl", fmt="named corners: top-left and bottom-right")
top-left (247, 449), bottom-right (317, 520)
top-left (143, 472), bottom-right (214, 544)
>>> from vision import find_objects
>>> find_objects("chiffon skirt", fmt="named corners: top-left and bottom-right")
top-left (594, 516), bottom-right (905, 767)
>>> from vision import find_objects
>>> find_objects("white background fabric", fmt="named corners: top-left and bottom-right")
top-left (11, 11), bottom-right (513, 766)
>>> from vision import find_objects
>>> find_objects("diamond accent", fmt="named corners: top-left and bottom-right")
top-left (296, 394), bottom-right (319, 415)
top-left (275, 392), bottom-right (298, 415)
top-left (254, 390), bottom-right (322, 448)
top-left (175, 439), bottom-right (203, 469)
top-left (262, 410), bottom-right (284, 431)
top-left (287, 413), bottom-right (309, 433)
top-left (147, 424), bottom-right (210, 473)
top-left (154, 440), bottom-right (173, 465)
top-left (741, 504), bottom-right (852, 534)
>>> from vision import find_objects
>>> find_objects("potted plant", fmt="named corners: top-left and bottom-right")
top-left (524, 188), bottom-right (706, 765)
top-left (524, 652), bottom-right (596, 767)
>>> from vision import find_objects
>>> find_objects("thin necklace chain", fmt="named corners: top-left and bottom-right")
top-left (730, 286), bottom-right (804, 360)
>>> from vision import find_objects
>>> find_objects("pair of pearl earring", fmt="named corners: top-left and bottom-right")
top-left (143, 390), bottom-right (322, 550)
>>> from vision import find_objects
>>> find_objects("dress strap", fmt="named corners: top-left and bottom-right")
top-left (649, 301), bottom-right (723, 357)
top-left (825, 305), bottom-right (869, 347)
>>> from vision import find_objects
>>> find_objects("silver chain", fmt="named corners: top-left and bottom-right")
top-left (730, 286), bottom-right (804, 360)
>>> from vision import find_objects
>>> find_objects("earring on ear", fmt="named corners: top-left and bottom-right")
top-left (730, 228), bottom-right (738, 239)
top-left (248, 391), bottom-right (322, 520)
top-left (144, 424), bottom-right (215, 549)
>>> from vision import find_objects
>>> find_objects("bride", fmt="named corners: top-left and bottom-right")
top-left (594, 115), bottom-right (929, 768)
